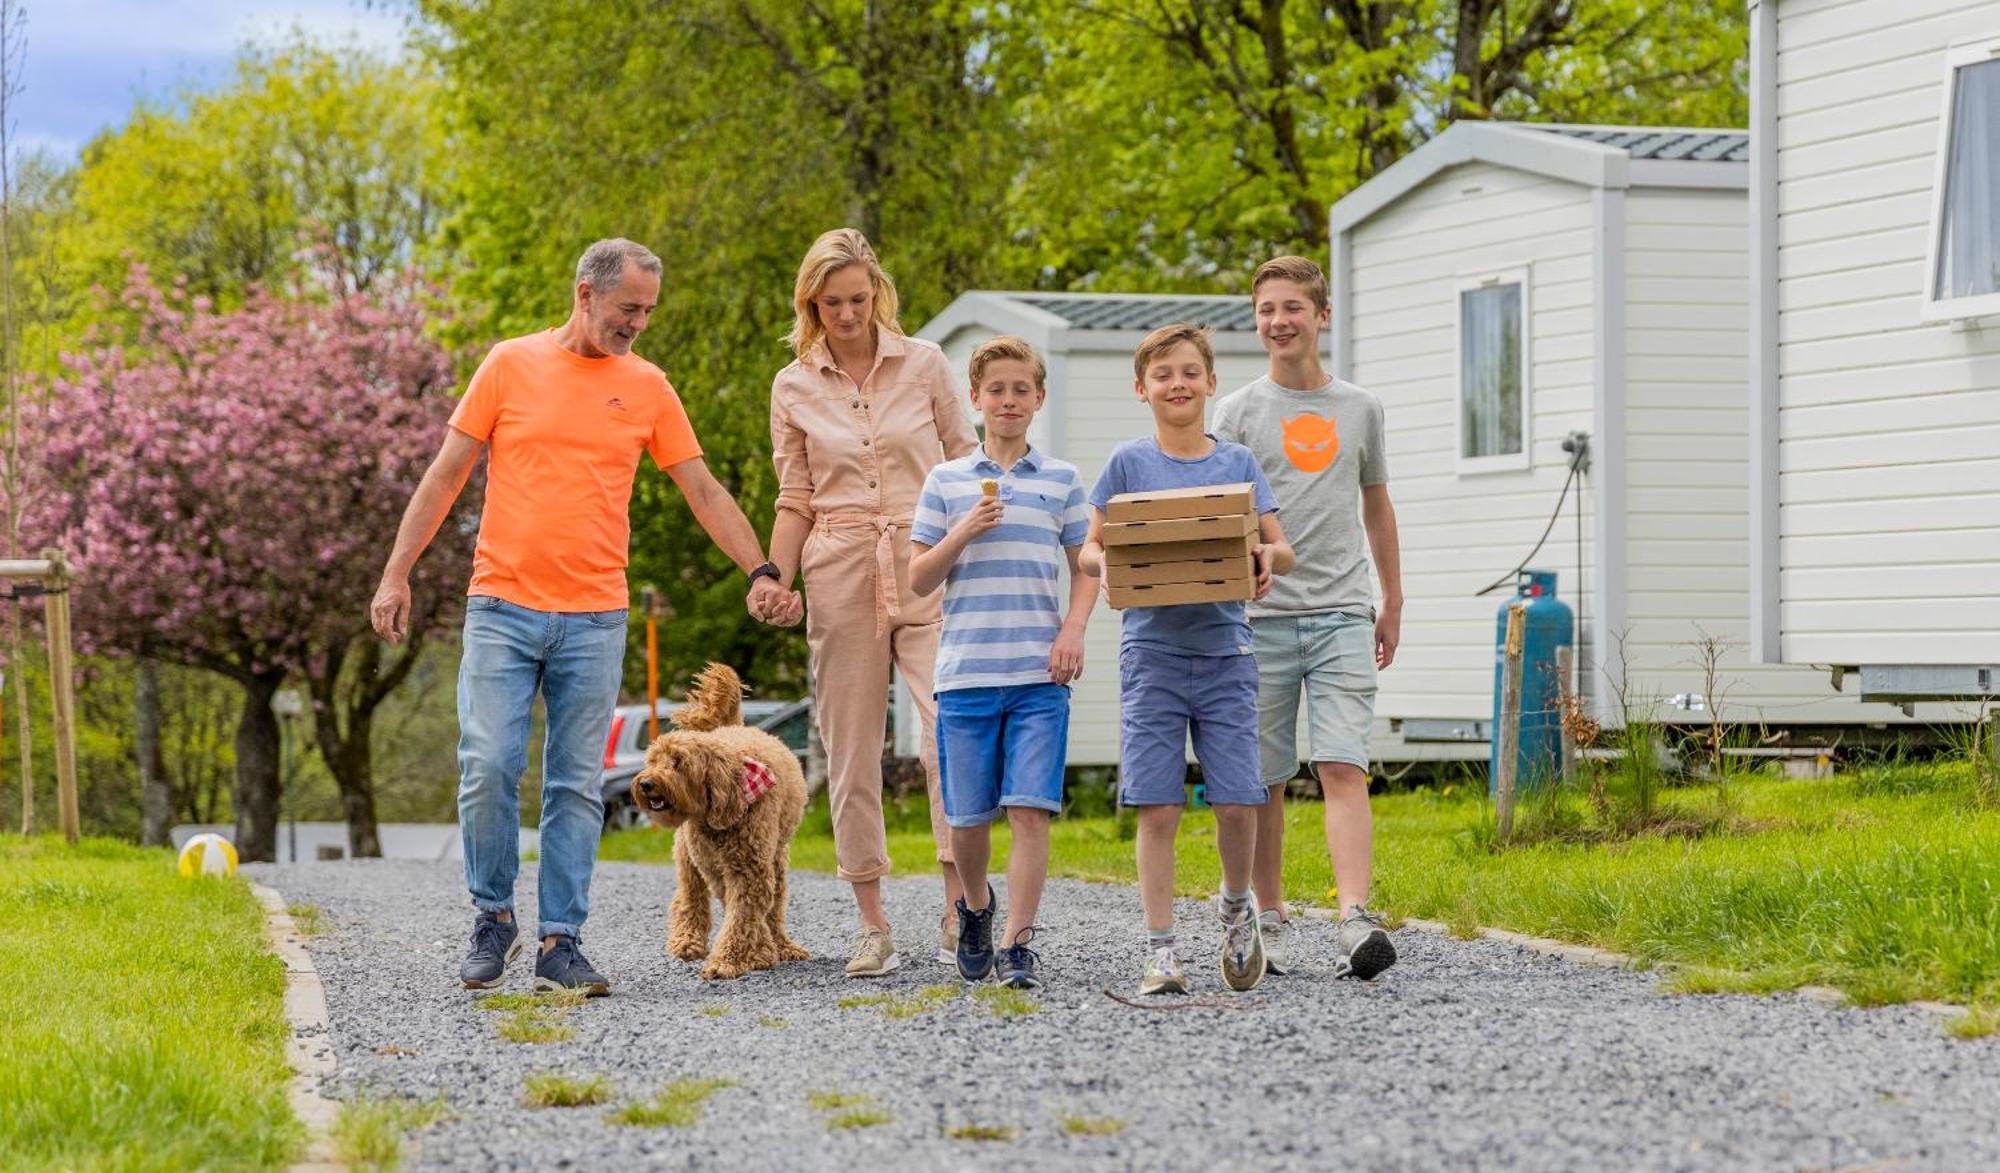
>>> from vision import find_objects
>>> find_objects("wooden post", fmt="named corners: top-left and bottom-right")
top-left (1496, 602), bottom-right (1526, 844)
top-left (1556, 644), bottom-right (1577, 789)
top-left (641, 587), bottom-right (661, 743)
top-left (40, 549), bottom-right (79, 845)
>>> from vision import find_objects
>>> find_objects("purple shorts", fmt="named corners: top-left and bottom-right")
top-left (1116, 645), bottom-right (1266, 807)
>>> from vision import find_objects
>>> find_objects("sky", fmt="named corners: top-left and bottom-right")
top-left (14, 0), bottom-right (408, 159)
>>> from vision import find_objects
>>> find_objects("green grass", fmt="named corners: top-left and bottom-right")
top-left (607, 1078), bottom-right (737, 1128)
top-left (522, 1072), bottom-right (613, 1108)
top-left (605, 765), bottom-right (2000, 1007)
top-left (699, 1005), bottom-right (730, 1018)
top-left (972, 985), bottom-right (1040, 1017)
top-left (330, 1094), bottom-right (451, 1169)
top-left (759, 1016), bottom-right (788, 1029)
top-left (496, 1009), bottom-right (575, 1045)
top-left (827, 1108), bottom-right (893, 1130)
top-left (807, 1091), bottom-right (874, 1111)
top-left (0, 837), bottom-right (299, 1170)
top-left (1946, 1005), bottom-right (1999, 1041)
top-left (475, 989), bottom-right (587, 1013)
top-left (836, 984), bottom-right (961, 1020)
top-left (286, 903), bottom-right (326, 936)
top-left (946, 1124), bottom-right (1018, 1141)
top-left (1061, 1114), bottom-right (1126, 1136)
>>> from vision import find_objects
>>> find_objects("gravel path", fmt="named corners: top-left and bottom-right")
top-left (252, 858), bottom-right (2000, 1172)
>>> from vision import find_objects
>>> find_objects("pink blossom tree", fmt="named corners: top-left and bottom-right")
top-left (26, 270), bottom-right (475, 860)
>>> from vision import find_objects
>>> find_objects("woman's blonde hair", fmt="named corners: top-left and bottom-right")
top-left (785, 227), bottom-right (903, 359)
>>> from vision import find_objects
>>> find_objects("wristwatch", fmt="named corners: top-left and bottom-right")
top-left (747, 561), bottom-right (781, 586)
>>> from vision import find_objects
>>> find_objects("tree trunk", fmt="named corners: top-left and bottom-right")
top-left (232, 671), bottom-right (285, 862)
top-left (328, 709), bottom-right (381, 859)
top-left (137, 657), bottom-right (172, 846)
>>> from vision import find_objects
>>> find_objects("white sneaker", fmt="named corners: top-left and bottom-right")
top-left (1334, 906), bottom-right (1396, 980)
top-left (1217, 897), bottom-right (1266, 992)
top-left (1138, 946), bottom-right (1188, 996)
top-left (1259, 909), bottom-right (1288, 975)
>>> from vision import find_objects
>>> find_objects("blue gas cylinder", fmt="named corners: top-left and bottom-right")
top-left (1490, 569), bottom-right (1575, 794)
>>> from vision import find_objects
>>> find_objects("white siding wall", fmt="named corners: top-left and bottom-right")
top-left (1775, 0), bottom-right (2000, 663)
top-left (933, 324), bottom-right (1266, 766)
top-left (1349, 161), bottom-right (1598, 731)
top-left (1625, 187), bottom-right (1915, 722)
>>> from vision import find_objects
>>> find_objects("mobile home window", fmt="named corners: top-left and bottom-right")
top-left (1924, 42), bottom-right (2000, 320)
top-left (1456, 271), bottom-right (1530, 472)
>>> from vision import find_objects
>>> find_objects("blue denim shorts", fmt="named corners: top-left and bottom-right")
top-left (936, 683), bottom-right (1070, 827)
top-left (1250, 611), bottom-right (1378, 783)
top-left (1116, 646), bottom-right (1265, 807)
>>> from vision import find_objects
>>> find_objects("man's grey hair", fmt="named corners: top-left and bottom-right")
top-left (576, 238), bottom-right (662, 294)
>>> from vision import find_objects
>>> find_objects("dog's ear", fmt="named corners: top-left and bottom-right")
top-left (695, 747), bottom-right (748, 832)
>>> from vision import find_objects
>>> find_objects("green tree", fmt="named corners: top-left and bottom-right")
top-left (60, 38), bottom-right (443, 311)
top-left (419, 0), bottom-right (1024, 696)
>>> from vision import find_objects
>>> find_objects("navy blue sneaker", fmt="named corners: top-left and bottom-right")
top-left (534, 936), bottom-right (611, 996)
top-left (954, 885), bottom-right (996, 981)
top-left (460, 911), bottom-right (523, 989)
top-left (997, 928), bottom-right (1042, 990)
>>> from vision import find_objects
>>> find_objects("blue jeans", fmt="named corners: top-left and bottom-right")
top-left (935, 683), bottom-right (1070, 827)
top-left (457, 595), bottom-right (627, 942)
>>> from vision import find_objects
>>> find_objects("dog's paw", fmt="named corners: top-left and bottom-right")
top-left (777, 940), bottom-right (811, 963)
top-left (701, 959), bottom-right (748, 981)
top-left (667, 937), bottom-right (710, 962)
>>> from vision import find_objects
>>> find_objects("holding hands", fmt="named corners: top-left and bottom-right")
top-left (747, 575), bottom-right (804, 627)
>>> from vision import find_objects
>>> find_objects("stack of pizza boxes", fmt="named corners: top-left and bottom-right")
top-left (1100, 482), bottom-right (1256, 608)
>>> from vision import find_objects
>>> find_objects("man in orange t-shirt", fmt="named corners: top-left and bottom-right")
top-left (371, 239), bottom-right (797, 995)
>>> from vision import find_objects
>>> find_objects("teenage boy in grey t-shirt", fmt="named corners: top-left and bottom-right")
top-left (1212, 255), bottom-right (1404, 980)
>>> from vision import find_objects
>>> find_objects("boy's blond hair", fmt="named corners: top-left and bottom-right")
top-left (1132, 322), bottom-right (1215, 380)
top-left (1251, 255), bottom-right (1330, 312)
top-left (968, 335), bottom-right (1047, 391)
top-left (785, 227), bottom-right (903, 359)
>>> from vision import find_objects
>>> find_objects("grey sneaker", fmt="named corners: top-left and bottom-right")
top-left (846, 927), bottom-right (901, 978)
top-left (533, 937), bottom-right (610, 997)
top-left (459, 911), bottom-right (523, 989)
top-left (1218, 897), bottom-right (1267, 992)
top-left (1138, 946), bottom-right (1188, 996)
top-left (1259, 909), bottom-right (1288, 975)
top-left (1334, 906), bottom-right (1396, 980)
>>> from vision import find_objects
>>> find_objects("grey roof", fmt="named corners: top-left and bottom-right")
top-left (1527, 125), bottom-right (1749, 163)
top-left (1014, 295), bottom-right (1258, 333)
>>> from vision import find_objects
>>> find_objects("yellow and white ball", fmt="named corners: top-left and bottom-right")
top-left (177, 833), bottom-right (239, 878)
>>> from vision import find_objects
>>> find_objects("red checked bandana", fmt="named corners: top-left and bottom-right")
top-left (742, 757), bottom-right (776, 804)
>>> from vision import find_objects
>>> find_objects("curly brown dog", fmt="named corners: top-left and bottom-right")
top-left (631, 663), bottom-right (810, 980)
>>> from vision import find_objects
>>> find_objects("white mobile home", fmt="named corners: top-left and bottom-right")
top-left (1329, 120), bottom-right (1933, 751)
top-left (1748, 0), bottom-right (2000, 703)
top-left (909, 293), bottom-right (1270, 766)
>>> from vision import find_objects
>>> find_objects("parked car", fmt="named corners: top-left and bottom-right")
top-left (599, 697), bottom-right (813, 830)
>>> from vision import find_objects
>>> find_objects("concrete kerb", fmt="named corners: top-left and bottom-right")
top-left (1299, 906), bottom-right (1970, 1023)
top-left (250, 883), bottom-right (342, 1172)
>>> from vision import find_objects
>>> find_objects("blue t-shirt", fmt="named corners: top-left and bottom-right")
top-left (1087, 436), bottom-right (1279, 657)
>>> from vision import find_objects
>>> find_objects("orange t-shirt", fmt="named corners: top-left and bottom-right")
top-left (449, 330), bottom-right (702, 612)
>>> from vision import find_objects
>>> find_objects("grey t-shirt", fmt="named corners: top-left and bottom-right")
top-left (1212, 374), bottom-right (1387, 618)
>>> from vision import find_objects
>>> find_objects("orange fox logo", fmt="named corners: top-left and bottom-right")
top-left (1281, 412), bottom-right (1339, 473)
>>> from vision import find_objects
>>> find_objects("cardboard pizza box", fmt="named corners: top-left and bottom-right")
top-left (1102, 532), bottom-right (1256, 567)
top-left (1109, 576), bottom-right (1254, 609)
top-left (1105, 482), bottom-right (1255, 523)
top-left (1101, 511), bottom-right (1256, 547)
top-left (1105, 550), bottom-right (1257, 588)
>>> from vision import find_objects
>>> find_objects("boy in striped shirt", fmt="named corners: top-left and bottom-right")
top-left (911, 336), bottom-right (1096, 990)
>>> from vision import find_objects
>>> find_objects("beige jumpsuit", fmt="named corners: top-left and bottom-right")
top-left (771, 330), bottom-right (979, 882)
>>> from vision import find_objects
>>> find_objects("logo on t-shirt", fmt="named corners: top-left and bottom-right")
top-left (1281, 412), bottom-right (1339, 473)
top-left (606, 397), bottom-right (625, 411)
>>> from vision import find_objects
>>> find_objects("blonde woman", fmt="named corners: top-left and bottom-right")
top-left (765, 228), bottom-right (979, 976)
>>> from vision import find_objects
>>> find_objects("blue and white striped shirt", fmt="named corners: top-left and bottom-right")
top-left (912, 445), bottom-right (1090, 693)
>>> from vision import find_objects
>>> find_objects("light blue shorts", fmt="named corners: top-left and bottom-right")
top-left (1250, 611), bottom-right (1378, 784)
top-left (936, 683), bottom-right (1070, 827)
